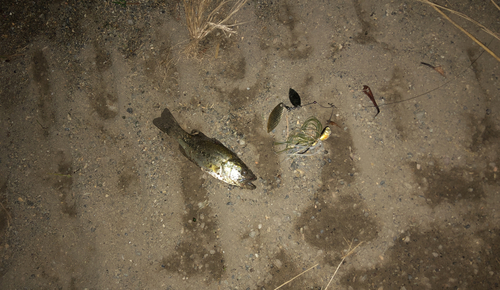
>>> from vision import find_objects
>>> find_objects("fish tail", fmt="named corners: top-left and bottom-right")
top-left (153, 108), bottom-right (184, 139)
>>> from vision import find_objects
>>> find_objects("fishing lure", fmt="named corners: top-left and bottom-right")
top-left (362, 85), bottom-right (380, 117)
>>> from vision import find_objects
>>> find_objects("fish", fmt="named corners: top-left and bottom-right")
top-left (153, 108), bottom-right (257, 190)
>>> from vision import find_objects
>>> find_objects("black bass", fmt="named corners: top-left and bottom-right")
top-left (153, 108), bottom-right (257, 190)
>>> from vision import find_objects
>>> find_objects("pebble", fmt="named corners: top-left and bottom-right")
top-left (415, 111), bottom-right (425, 120)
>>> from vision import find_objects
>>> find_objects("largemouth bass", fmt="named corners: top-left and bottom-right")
top-left (153, 108), bottom-right (257, 190)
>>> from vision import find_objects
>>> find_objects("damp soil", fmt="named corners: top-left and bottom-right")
top-left (1, 0), bottom-right (499, 289)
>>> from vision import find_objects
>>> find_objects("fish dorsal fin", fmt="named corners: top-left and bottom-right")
top-left (191, 130), bottom-right (210, 139)
top-left (210, 137), bottom-right (224, 146)
top-left (191, 130), bottom-right (223, 145)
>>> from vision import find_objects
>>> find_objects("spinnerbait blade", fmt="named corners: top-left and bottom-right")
top-left (267, 102), bottom-right (285, 133)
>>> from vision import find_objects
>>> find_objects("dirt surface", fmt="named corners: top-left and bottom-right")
top-left (1, 0), bottom-right (499, 289)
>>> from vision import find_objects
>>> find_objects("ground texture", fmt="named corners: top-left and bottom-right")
top-left (0, 0), bottom-right (499, 289)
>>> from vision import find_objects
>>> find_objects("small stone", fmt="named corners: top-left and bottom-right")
top-left (432, 252), bottom-right (439, 257)
top-left (415, 111), bottom-right (425, 120)
top-left (126, 108), bottom-right (133, 114)
top-left (249, 231), bottom-right (257, 238)
top-left (416, 164), bottom-right (421, 170)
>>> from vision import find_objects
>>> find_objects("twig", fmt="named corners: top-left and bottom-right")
top-left (0, 54), bottom-right (25, 59)
top-left (36, 120), bottom-right (48, 130)
top-left (274, 263), bottom-right (319, 290)
top-left (419, 0), bottom-right (500, 62)
top-left (492, 0), bottom-right (500, 11)
top-left (419, 0), bottom-right (499, 41)
top-left (324, 239), bottom-right (363, 290)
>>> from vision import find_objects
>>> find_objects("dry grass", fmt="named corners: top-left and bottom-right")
top-left (324, 240), bottom-right (363, 290)
top-left (419, 0), bottom-right (500, 62)
top-left (273, 263), bottom-right (319, 290)
top-left (491, 0), bottom-right (500, 11)
top-left (272, 239), bottom-right (363, 290)
top-left (182, 0), bottom-right (248, 57)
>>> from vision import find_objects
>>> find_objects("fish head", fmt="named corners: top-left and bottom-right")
top-left (235, 166), bottom-right (257, 190)
top-left (239, 168), bottom-right (257, 190)
top-left (224, 159), bottom-right (257, 190)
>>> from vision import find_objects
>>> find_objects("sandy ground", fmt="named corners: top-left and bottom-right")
top-left (1, 0), bottom-right (500, 289)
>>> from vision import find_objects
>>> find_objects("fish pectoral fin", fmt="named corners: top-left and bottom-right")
top-left (209, 164), bottom-right (220, 174)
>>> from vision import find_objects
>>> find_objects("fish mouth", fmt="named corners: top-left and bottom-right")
top-left (239, 171), bottom-right (257, 190)
top-left (242, 181), bottom-right (256, 190)
top-left (240, 175), bottom-right (257, 190)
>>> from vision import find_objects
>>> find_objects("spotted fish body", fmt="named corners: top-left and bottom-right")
top-left (153, 108), bottom-right (257, 190)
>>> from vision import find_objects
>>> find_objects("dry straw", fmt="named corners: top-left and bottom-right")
top-left (272, 239), bottom-right (363, 290)
top-left (419, 0), bottom-right (500, 62)
top-left (324, 240), bottom-right (363, 290)
top-left (273, 263), bottom-right (319, 290)
top-left (182, 0), bottom-right (248, 57)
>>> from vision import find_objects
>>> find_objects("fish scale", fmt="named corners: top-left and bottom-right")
top-left (153, 108), bottom-right (257, 190)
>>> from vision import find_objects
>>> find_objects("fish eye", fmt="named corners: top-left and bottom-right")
top-left (242, 170), bottom-right (247, 175)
